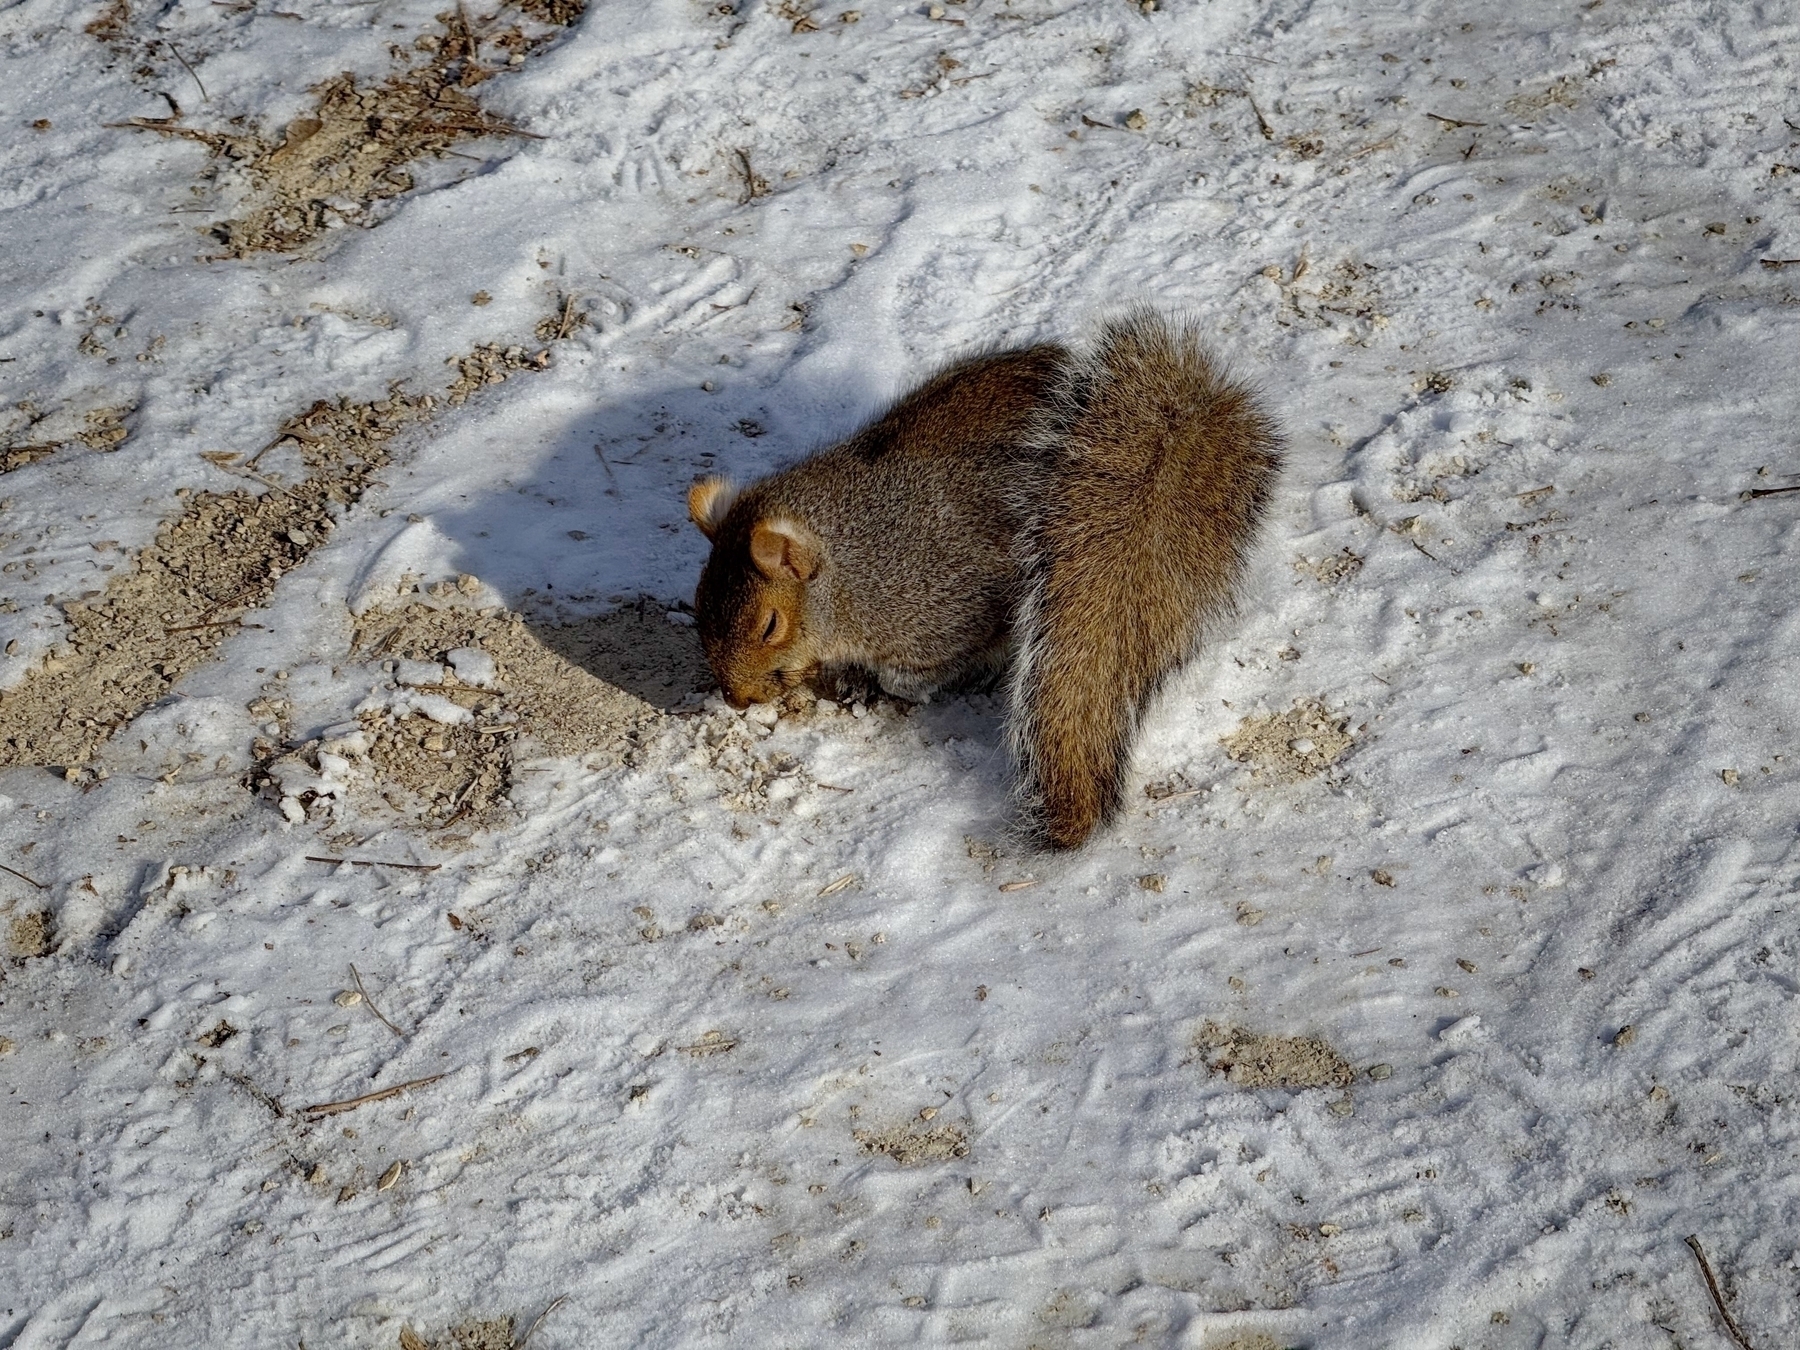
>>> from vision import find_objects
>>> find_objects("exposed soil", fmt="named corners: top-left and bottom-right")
top-left (854, 1119), bottom-right (971, 1166)
top-left (7, 910), bottom-right (55, 959)
top-left (333, 599), bottom-right (662, 829)
top-left (1202, 1335), bottom-right (1283, 1350)
top-left (398, 1318), bottom-right (515, 1350)
top-left (1221, 699), bottom-right (1354, 785)
top-left (1295, 548), bottom-right (1364, 586)
top-left (0, 394), bottom-right (428, 771)
top-left (512, 0), bottom-right (588, 23)
top-left (1, 403), bottom-right (135, 474)
top-left (107, 5), bottom-right (581, 258)
top-left (0, 342), bottom-right (555, 773)
top-left (1197, 1022), bottom-right (1355, 1090)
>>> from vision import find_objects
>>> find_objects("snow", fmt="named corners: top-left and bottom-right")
top-left (2, 0), bottom-right (1798, 1346)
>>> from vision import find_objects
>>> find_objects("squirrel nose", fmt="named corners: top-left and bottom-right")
top-left (725, 690), bottom-right (750, 710)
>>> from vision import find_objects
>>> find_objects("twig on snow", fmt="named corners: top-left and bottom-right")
top-left (1685, 1234), bottom-right (1757, 1350)
top-left (302, 1072), bottom-right (447, 1117)
top-left (304, 855), bottom-right (441, 871)
top-left (0, 862), bottom-right (48, 890)
top-left (732, 147), bottom-right (769, 205)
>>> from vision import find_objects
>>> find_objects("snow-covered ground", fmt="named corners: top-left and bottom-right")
top-left (2, 0), bottom-right (1797, 1345)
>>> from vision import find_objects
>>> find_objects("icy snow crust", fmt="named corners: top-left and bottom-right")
top-left (2, 0), bottom-right (1797, 1345)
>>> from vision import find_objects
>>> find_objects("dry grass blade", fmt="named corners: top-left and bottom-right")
top-left (302, 1072), bottom-right (447, 1117)
top-left (1685, 1235), bottom-right (1758, 1350)
top-left (0, 863), bottom-right (48, 890)
top-left (307, 856), bottom-right (442, 871)
top-left (168, 40), bottom-right (207, 102)
top-left (350, 963), bottom-right (408, 1039)
top-left (1426, 111), bottom-right (1485, 128)
top-left (1247, 94), bottom-right (1275, 140)
top-left (733, 146), bottom-right (770, 204)
top-left (516, 1295), bottom-right (569, 1348)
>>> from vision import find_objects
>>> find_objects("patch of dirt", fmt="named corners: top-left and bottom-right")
top-left (1203, 1335), bottom-right (1284, 1350)
top-left (327, 599), bottom-right (661, 828)
top-left (1197, 1022), bottom-right (1354, 1090)
top-left (1505, 75), bottom-right (1581, 116)
top-left (0, 392), bottom-right (429, 771)
top-left (446, 1318), bottom-right (516, 1350)
top-left (1221, 700), bottom-right (1353, 785)
top-left (399, 1318), bottom-right (515, 1350)
top-left (512, 0), bottom-right (587, 23)
top-left (0, 332), bottom-right (561, 773)
top-left (2, 402), bottom-right (136, 473)
top-left (529, 600), bottom-right (710, 711)
top-left (7, 910), bottom-right (54, 959)
top-left (854, 1119), bottom-right (971, 1166)
top-left (1274, 257), bottom-right (1388, 339)
top-left (107, 6), bottom-right (581, 258)
top-left (1294, 549), bottom-right (1363, 586)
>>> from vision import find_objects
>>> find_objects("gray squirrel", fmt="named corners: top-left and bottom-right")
top-left (686, 310), bottom-right (1283, 848)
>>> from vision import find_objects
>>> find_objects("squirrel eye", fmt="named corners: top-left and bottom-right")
top-left (761, 610), bottom-right (781, 643)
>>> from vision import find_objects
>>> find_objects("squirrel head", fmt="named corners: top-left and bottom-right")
top-left (688, 477), bottom-right (826, 708)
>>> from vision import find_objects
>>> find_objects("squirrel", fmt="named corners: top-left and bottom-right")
top-left (686, 310), bottom-right (1283, 848)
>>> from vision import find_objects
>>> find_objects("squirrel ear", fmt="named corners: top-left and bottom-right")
top-left (749, 518), bottom-right (822, 582)
top-left (688, 476), bottom-right (738, 540)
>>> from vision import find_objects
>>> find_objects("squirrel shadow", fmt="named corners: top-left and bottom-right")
top-left (526, 601), bottom-right (710, 712)
top-left (425, 368), bottom-right (877, 711)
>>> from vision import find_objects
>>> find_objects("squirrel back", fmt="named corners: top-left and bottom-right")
top-left (1009, 311), bottom-right (1283, 848)
top-left (689, 344), bottom-right (1066, 706)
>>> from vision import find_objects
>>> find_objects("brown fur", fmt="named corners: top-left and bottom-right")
top-left (1009, 312), bottom-right (1283, 847)
top-left (685, 313), bottom-right (1282, 848)
top-left (691, 345), bottom-right (1066, 707)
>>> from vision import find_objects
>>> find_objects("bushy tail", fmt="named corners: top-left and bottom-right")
top-left (1009, 311), bottom-right (1283, 848)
